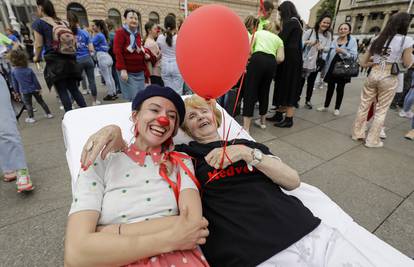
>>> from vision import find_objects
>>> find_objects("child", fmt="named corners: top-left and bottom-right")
top-left (9, 49), bottom-right (53, 123)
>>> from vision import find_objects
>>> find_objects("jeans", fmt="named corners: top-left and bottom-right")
top-left (161, 58), bottom-right (183, 95)
top-left (118, 70), bottom-right (145, 101)
top-left (22, 92), bottom-right (51, 118)
top-left (0, 76), bottom-right (28, 172)
top-left (97, 51), bottom-right (116, 96)
top-left (403, 88), bottom-right (414, 129)
top-left (55, 79), bottom-right (87, 112)
top-left (77, 55), bottom-right (97, 97)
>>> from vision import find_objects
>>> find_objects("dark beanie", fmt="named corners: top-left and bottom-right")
top-left (131, 85), bottom-right (186, 125)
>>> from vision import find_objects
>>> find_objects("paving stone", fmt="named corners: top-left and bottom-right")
top-left (321, 114), bottom-right (355, 136)
top-left (281, 126), bottom-right (360, 160)
top-left (0, 208), bottom-right (68, 266)
top-left (328, 146), bottom-right (414, 197)
top-left (263, 139), bottom-right (324, 174)
top-left (264, 117), bottom-right (316, 138)
top-left (23, 139), bottom-right (67, 173)
top-left (374, 193), bottom-right (414, 258)
top-left (383, 128), bottom-right (414, 158)
top-left (302, 162), bottom-right (402, 232)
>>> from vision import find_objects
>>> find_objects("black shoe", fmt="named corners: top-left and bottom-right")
top-left (266, 111), bottom-right (284, 122)
top-left (294, 103), bottom-right (299, 109)
top-left (305, 101), bottom-right (312, 109)
top-left (274, 117), bottom-right (293, 128)
top-left (103, 94), bottom-right (117, 101)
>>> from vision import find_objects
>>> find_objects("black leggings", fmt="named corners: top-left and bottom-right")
top-left (243, 52), bottom-right (276, 117)
top-left (299, 71), bottom-right (319, 102)
top-left (324, 81), bottom-right (346, 110)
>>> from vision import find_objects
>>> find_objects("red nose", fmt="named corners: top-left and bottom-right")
top-left (157, 116), bottom-right (170, 126)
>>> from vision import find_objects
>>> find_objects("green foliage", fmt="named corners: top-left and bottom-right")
top-left (316, 0), bottom-right (337, 19)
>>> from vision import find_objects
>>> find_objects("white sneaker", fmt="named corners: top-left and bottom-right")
top-left (399, 110), bottom-right (414, 118)
top-left (365, 141), bottom-right (384, 148)
top-left (45, 114), bottom-right (54, 119)
top-left (25, 118), bottom-right (36, 123)
top-left (81, 90), bottom-right (88, 95)
top-left (333, 109), bottom-right (340, 116)
top-left (380, 127), bottom-right (387, 139)
top-left (317, 107), bottom-right (327, 112)
top-left (92, 100), bottom-right (101, 106)
top-left (254, 119), bottom-right (266, 129)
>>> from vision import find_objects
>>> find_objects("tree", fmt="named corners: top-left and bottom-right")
top-left (316, 0), bottom-right (337, 18)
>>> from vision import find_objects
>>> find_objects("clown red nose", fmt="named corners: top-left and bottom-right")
top-left (157, 116), bottom-right (170, 126)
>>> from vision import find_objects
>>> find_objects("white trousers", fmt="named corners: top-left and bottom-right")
top-left (257, 223), bottom-right (375, 267)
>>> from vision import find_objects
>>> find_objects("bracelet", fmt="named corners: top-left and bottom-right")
top-left (118, 224), bottom-right (121, 235)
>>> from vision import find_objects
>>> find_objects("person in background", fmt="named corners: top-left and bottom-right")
top-left (0, 75), bottom-right (34, 193)
top-left (23, 34), bottom-right (34, 61)
top-left (352, 12), bottom-right (413, 148)
top-left (92, 19), bottom-right (117, 101)
top-left (32, 0), bottom-right (87, 112)
top-left (144, 21), bottom-right (163, 86)
top-left (268, 1), bottom-right (303, 128)
top-left (243, 22), bottom-right (285, 133)
top-left (105, 19), bottom-right (121, 94)
top-left (317, 23), bottom-right (358, 116)
top-left (5, 28), bottom-right (19, 50)
top-left (157, 15), bottom-right (183, 94)
top-left (68, 11), bottom-right (100, 105)
top-left (114, 9), bottom-right (148, 101)
top-left (258, 1), bottom-right (274, 31)
top-left (298, 13), bottom-right (332, 109)
top-left (9, 49), bottom-right (53, 123)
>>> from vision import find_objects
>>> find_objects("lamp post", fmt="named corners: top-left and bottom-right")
top-left (408, 0), bottom-right (414, 13)
top-left (4, 0), bottom-right (20, 32)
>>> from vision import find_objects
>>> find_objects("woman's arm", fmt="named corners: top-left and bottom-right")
top-left (205, 145), bottom-right (300, 191)
top-left (64, 211), bottom-right (175, 267)
top-left (402, 47), bottom-right (414, 68)
top-left (33, 31), bottom-right (43, 61)
top-left (276, 46), bottom-right (285, 64)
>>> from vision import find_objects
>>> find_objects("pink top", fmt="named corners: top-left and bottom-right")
top-left (144, 37), bottom-right (161, 77)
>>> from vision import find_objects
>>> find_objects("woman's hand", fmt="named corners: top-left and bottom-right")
top-left (205, 145), bottom-right (252, 169)
top-left (80, 125), bottom-right (126, 170)
top-left (167, 207), bottom-right (209, 251)
top-left (120, 70), bottom-right (128, 82)
top-left (336, 47), bottom-right (346, 54)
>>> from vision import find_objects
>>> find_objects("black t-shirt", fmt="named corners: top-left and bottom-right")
top-left (176, 139), bottom-right (321, 267)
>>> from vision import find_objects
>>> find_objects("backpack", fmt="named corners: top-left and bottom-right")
top-left (41, 17), bottom-right (76, 55)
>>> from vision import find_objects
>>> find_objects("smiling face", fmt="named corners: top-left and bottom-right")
top-left (133, 97), bottom-right (178, 149)
top-left (184, 106), bottom-right (218, 141)
top-left (338, 23), bottom-right (351, 37)
top-left (125, 11), bottom-right (139, 30)
top-left (319, 17), bottom-right (331, 32)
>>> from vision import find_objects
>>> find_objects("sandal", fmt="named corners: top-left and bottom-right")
top-left (3, 171), bottom-right (17, 182)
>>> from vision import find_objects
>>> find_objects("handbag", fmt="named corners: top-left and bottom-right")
top-left (331, 39), bottom-right (359, 78)
top-left (315, 32), bottom-right (326, 71)
top-left (391, 36), bottom-right (407, 75)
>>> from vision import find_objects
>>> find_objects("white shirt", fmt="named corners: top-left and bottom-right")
top-left (157, 34), bottom-right (178, 61)
top-left (69, 152), bottom-right (197, 225)
top-left (372, 34), bottom-right (414, 64)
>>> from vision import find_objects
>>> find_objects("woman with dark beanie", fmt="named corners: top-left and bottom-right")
top-left (268, 1), bottom-right (303, 128)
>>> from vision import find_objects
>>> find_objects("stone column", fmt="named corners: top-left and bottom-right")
top-left (381, 11), bottom-right (392, 30)
top-left (350, 15), bottom-right (357, 31)
top-left (4, 0), bottom-right (20, 33)
top-left (360, 12), bottom-right (369, 34)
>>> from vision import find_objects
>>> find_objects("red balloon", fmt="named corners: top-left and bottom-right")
top-left (176, 5), bottom-right (250, 99)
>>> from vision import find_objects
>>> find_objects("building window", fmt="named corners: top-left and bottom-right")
top-left (371, 13), bottom-right (378, 20)
top-left (369, 26), bottom-right (381, 34)
top-left (149, 12), bottom-right (159, 24)
top-left (108, 8), bottom-right (121, 28)
top-left (67, 2), bottom-right (88, 27)
top-left (411, 23), bottom-right (414, 29)
top-left (345, 15), bottom-right (351, 22)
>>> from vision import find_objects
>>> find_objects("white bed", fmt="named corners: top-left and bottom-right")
top-left (62, 102), bottom-right (413, 267)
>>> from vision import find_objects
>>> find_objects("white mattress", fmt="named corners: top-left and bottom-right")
top-left (62, 102), bottom-right (413, 267)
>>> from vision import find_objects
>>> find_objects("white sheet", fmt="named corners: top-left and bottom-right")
top-left (62, 102), bottom-right (413, 267)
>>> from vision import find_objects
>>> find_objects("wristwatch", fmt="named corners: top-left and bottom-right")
top-left (249, 148), bottom-right (263, 167)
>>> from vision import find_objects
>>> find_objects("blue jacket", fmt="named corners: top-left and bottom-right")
top-left (11, 67), bottom-right (42, 94)
top-left (323, 35), bottom-right (358, 75)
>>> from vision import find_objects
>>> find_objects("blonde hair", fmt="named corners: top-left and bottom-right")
top-left (264, 21), bottom-right (280, 34)
top-left (181, 95), bottom-right (222, 137)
